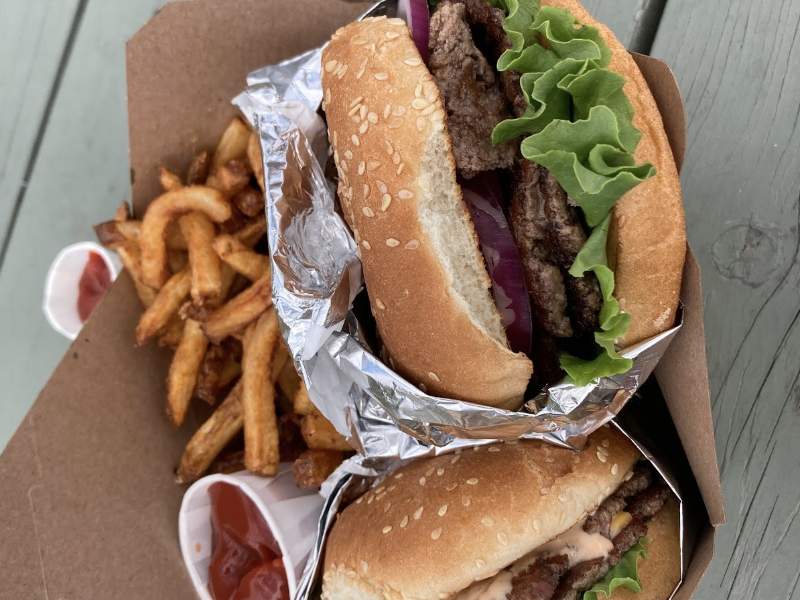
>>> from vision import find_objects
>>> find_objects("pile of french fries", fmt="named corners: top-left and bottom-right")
top-left (95, 117), bottom-right (351, 487)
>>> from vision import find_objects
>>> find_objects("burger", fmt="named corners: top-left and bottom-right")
top-left (322, 428), bottom-right (681, 600)
top-left (320, 0), bottom-right (686, 409)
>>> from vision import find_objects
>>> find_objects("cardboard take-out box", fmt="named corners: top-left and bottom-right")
top-left (0, 1), bottom-right (725, 598)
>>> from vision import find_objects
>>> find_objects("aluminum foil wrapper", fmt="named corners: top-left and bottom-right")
top-left (296, 415), bottom-right (691, 600)
top-left (232, 26), bottom-right (682, 458)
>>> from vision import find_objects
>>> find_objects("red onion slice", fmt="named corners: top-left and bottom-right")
top-left (460, 173), bottom-right (533, 355)
top-left (397, 0), bottom-right (430, 64)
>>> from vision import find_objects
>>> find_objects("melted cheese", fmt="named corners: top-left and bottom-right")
top-left (449, 520), bottom-right (613, 600)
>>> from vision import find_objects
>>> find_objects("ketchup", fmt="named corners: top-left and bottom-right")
top-left (77, 251), bottom-right (111, 323)
top-left (208, 482), bottom-right (290, 600)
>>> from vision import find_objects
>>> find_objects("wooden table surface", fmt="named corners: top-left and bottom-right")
top-left (0, 1), bottom-right (798, 598)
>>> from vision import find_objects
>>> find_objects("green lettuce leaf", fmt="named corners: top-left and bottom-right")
top-left (484, 0), bottom-right (654, 383)
top-left (582, 538), bottom-right (649, 600)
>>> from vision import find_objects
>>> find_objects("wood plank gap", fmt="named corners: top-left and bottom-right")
top-left (630, 0), bottom-right (669, 55)
top-left (0, 0), bottom-right (90, 272)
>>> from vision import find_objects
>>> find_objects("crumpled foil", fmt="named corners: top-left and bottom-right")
top-left (295, 416), bottom-right (688, 600)
top-left (232, 7), bottom-right (682, 458)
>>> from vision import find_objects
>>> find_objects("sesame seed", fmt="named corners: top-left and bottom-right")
top-left (611, 463), bottom-right (619, 475)
top-left (393, 106), bottom-right (407, 116)
top-left (388, 485), bottom-right (396, 492)
top-left (375, 297), bottom-right (386, 310)
top-left (363, 184), bottom-right (370, 199)
top-left (367, 160), bottom-right (381, 171)
top-left (412, 98), bottom-right (429, 110)
top-left (356, 67), bottom-right (366, 80)
top-left (398, 189), bottom-right (414, 199)
top-left (533, 519), bottom-right (541, 532)
top-left (540, 487), bottom-right (551, 495)
top-left (488, 446), bottom-right (500, 453)
top-left (384, 502), bottom-right (392, 512)
top-left (481, 517), bottom-right (494, 527)
top-left (344, 150), bottom-right (353, 160)
top-left (450, 454), bottom-right (460, 464)
top-left (382, 525), bottom-right (392, 534)
top-left (417, 117), bottom-right (426, 131)
top-left (333, 131), bottom-right (338, 146)
top-left (602, 439), bottom-right (610, 447)
top-left (446, 483), bottom-right (458, 491)
top-left (385, 140), bottom-right (394, 155)
top-left (419, 477), bottom-right (426, 486)
top-left (395, 472), bottom-right (403, 479)
top-left (400, 515), bottom-right (409, 528)
top-left (438, 504), bottom-right (448, 516)
top-left (362, 240), bottom-right (371, 250)
top-left (376, 492), bottom-right (386, 500)
top-left (558, 493), bottom-right (568, 502)
top-left (597, 451), bottom-right (607, 463)
top-left (340, 160), bottom-right (348, 172)
top-left (389, 357), bottom-right (396, 369)
top-left (386, 30), bottom-right (400, 39)
top-left (388, 17), bottom-right (405, 25)
top-left (437, 468), bottom-right (445, 476)
top-left (386, 238), bottom-right (400, 247)
top-left (426, 467), bottom-right (436, 477)
top-left (324, 60), bottom-right (338, 72)
top-left (414, 84), bottom-right (423, 98)
top-left (462, 496), bottom-right (471, 506)
top-left (598, 446), bottom-right (609, 456)
top-left (325, 88), bottom-right (331, 104)
top-left (418, 176), bottom-right (431, 192)
top-left (337, 64), bottom-right (348, 79)
top-left (359, 121), bottom-right (369, 134)
top-left (358, 162), bottom-right (366, 175)
top-left (476, 559), bottom-right (486, 568)
top-left (361, 560), bottom-right (369, 574)
top-left (367, 495), bottom-right (373, 504)
top-left (352, 37), bottom-right (367, 45)
top-left (422, 104), bottom-right (436, 116)
top-left (374, 72), bottom-right (389, 81)
top-left (389, 118), bottom-right (404, 129)
top-left (414, 507), bottom-right (424, 519)
top-left (392, 153), bottom-right (401, 165)
top-left (365, 43), bottom-right (376, 52)
top-left (497, 532), bottom-right (508, 546)
top-left (362, 207), bottom-right (374, 218)
top-left (624, 471), bottom-right (633, 481)
top-left (431, 527), bottom-right (442, 540)
top-left (428, 372), bottom-right (440, 382)
top-left (466, 478), bottom-right (478, 485)
top-left (349, 96), bottom-right (364, 108)
top-left (360, 105), bottom-right (367, 120)
top-left (419, 383), bottom-right (427, 392)
top-left (368, 112), bottom-right (378, 124)
top-left (356, 496), bottom-right (363, 504)
top-left (347, 103), bottom-right (361, 117)
top-left (405, 57), bottom-right (422, 66)
top-left (397, 163), bottom-right (405, 175)
top-left (384, 103), bottom-right (392, 119)
top-left (376, 180), bottom-right (388, 194)
top-left (545, 457), bottom-right (555, 463)
top-left (438, 594), bottom-right (448, 600)
top-left (351, 134), bottom-right (360, 146)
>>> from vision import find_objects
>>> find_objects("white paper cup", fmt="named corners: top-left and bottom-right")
top-left (179, 465), bottom-right (324, 600)
top-left (42, 241), bottom-right (122, 340)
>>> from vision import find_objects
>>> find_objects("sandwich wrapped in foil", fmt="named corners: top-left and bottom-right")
top-left (232, 27), bottom-right (681, 458)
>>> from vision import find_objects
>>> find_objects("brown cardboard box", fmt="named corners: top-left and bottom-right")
top-left (0, 1), bottom-right (724, 598)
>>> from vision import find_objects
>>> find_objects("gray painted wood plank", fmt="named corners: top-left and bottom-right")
top-left (0, 0), bottom-right (172, 450)
top-left (582, 0), bottom-right (662, 51)
top-left (651, 1), bottom-right (800, 599)
top-left (0, 0), bottom-right (81, 250)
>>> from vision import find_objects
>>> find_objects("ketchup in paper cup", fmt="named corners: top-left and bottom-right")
top-left (179, 467), bottom-right (324, 600)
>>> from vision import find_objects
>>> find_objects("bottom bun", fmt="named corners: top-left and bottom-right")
top-left (612, 497), bottom-right (681, 600)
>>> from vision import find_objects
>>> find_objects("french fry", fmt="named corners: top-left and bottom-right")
top-left (95, 219), bottom-right (188, 251)
top-left (116, 243), bottom-right (158, 308)
top-left (293, 381), bottom-right (316, 416)
top-left (168, 250), bottom-right (189, 274)
top-left (210, 117), bottom-right (251, 174)
top-left (212, 234), bottom-right (270, 281)
top-left (158, 314), bottom-right (186, 349)
top-left (292, 449), bottom-right (344, 488)
top-left (140, 186), bottom-right (231, 288)
top-left (219, 354), bottom-right (242, 388)
top-left (207, 158), bottom-right (251, 197)
top-left (278, 413), bottom-right (307, 462)
top-left (175, 380), bottom-right (244, 484)
top-left (195, 343), bottom-right (226, 405)
top-left (209, 450), bottom-right (246, 475)
top-left (277, 358), bottom-right (301, 404)
top-left (179, 212), bottom-right (221, 301)
top-left (159, 166), bottom-right (183, 192)
top-left (301, 412), bottom-right (352, 452)
top-left (241, 310), bottom-right (281, 476)
top-left (201, 272), bottom-right (272, 344)
top-left (234, 218), bottom-right (267, 248)
top-left (232, 186), bottom-right (263, 218)
top-left (114, 201), bottom-right (131, 222)
top-left (166, 319), bottom-right (208, 427)
top-left (247, 131), bottom-right (265, 192)
top-left (136, 266), bottom-right (191, 346)
top-left (186, 149), bottom-right (211, 186)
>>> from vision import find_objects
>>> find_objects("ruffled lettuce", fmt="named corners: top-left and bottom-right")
top-left (487, 1), bottom-right (654, 383)
top-left (583, 538), bottom-right (649, 600)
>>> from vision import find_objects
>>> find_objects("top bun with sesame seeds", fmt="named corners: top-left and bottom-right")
top-left (321, 16), bottom-right (533, 410)
top-left (322, 428), bottom-right (681, 600)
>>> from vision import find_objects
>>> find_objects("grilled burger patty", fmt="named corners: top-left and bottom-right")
top-left (428, 0), bottom-right (602, 383)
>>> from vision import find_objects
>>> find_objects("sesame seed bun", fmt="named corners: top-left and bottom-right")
top-left (321, 16), bottom-right (532, 410)
top-left (321, 428), bottom-right (674, 600)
